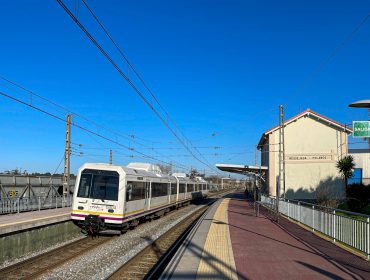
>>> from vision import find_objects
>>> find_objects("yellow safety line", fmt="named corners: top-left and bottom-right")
top-left (0, 213), bottom-right (69, 228)
top-left (196, 198), bottom-right (238, 280)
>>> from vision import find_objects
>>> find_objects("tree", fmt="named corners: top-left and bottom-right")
top-left (157, 163), bottom-right (172, 175)
top-left (336, 155), bottom-right (355, 187)
top-left (189, 168), bottom-right (200, 179)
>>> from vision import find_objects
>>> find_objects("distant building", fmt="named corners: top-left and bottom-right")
top-left (258, 109), bottom-right (352, 201)
top-left (348, 149), bottom-right (370, 185)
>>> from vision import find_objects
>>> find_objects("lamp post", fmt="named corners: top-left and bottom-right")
top-left (349, 100), bottom-right (370, 147)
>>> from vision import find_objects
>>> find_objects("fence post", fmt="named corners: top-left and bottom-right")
top-left (17, 197), bottom-right (20, 213)
top-left (367, 217), bottom-right (369, 260)
top-left (38, 196), bottom-right (41, 211)
top-left (312, 205), bottom-right (315, 232)
top-left (288, 200), bottom-right (290, 220)
top-left (333, 210), bottom-right (336, 243)
top-left (298, 201), bottom-right (301, 224)
top-left (56, 196), bottom-right (58, 209)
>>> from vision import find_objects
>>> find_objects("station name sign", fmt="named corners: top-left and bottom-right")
top-left (286, 155), bottom-right (331, 161)
top-left (353, 121), bottom-right (370, 138)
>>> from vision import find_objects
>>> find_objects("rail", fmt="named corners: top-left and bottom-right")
top-left (0, 195), bottom-right (72, 214)
top-left (260, 194), bottom-right (370, 259)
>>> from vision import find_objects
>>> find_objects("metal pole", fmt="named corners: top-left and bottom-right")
top-left (367, 217), bottom-right (369, 259)
top-left (63, 114), bottom-right (72, 201)
top-left (312, 205), bottom-right (315, 231)
top-left (109, 149), bottom-right (113, 165)
top-left (333, 210), bottom-right (336, 243)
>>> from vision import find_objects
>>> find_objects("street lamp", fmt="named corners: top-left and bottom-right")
top-left (349, 100), bottom-right (370, 147)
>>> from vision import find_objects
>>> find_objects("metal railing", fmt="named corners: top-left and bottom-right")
top-left (0, 195), bottom-right (72, 214)
top-left (260, 195), bottom-right (370, 259)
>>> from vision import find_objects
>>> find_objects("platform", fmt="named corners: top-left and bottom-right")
top-left (0, 207), bottom-right (71, 235)
top-left (161, 192), bottom-right (370, 279)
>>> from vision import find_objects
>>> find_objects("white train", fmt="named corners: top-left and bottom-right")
top-left (71, 162), bottom-right (208, 234)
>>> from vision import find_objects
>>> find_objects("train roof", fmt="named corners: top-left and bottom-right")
top-left (80, 163), bottom-right (207, 183)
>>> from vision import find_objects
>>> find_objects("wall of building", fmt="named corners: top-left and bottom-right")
top-left (349, 149), bottom-right (370, 185)
top-left (266, 115), bottom-right (347, 200)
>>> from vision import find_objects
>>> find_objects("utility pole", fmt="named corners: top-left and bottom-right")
top-left (278, 105), bottom-right (285, 217)
top-left (109, 149), bottom-right (113, 165)
top-left (63, 114), bottom-right (72, 200)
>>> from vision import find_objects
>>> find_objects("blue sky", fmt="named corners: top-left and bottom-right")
top-left (1, 0), bottom-right (370, 175)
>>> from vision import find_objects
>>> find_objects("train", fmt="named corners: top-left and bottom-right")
top-left (71, 162), bottom-right (209, 234)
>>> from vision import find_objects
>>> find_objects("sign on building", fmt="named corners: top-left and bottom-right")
top-left (353, 121), bottom-right (370, 138)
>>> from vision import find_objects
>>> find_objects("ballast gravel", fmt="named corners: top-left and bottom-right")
top-left (38, 202), bottom-right (210, 280)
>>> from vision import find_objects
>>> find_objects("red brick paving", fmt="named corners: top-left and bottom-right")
top-left (228, 193), bottom-right (369, 280)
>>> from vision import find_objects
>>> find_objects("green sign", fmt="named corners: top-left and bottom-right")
top-left (353, 121), bottom-right (370, 137)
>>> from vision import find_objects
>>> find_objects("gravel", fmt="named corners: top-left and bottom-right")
top-left (38, 201), bottom-right (211, 280)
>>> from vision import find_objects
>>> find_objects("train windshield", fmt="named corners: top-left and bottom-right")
top-left (77, 169), bottom-right (119, 201)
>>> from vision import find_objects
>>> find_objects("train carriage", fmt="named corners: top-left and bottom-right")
top-left (71, 162), bottom-right (208, 233)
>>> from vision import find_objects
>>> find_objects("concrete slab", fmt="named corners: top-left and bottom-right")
top-left (0, 207), bottom-right (71, 235)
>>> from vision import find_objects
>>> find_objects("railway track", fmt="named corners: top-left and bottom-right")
top-left (107, 203), bottom-right (211, 280)
top-left (0, 189), bottom-right (232, 280)
top-left (0, 235), bottom-right (114, 280)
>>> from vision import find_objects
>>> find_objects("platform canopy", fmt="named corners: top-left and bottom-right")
top-left (349, 100), bottom-right (370, 108)
top-left (216, 164), bottom-right (268, 175)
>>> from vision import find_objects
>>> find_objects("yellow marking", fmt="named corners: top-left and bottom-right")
top-left (72, 208), bottom-right (144, 217)
top-left (0, 213), bottom-right (69, 228)
top-left (72, 209), bottom-right (124, 217)
top-left (124, 208), bottom-right (144, 215)
top-left (197, 199), bottom-right (237, 280)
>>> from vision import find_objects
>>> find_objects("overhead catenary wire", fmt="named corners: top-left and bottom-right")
top-left (0, 90), bottom-right (190, 172)
top-left (0, 75), bottom-right (190, 171)
top-left (80, 0), bottom-right (218, 171)
top-left (56, 0), bottom-right (221, 175)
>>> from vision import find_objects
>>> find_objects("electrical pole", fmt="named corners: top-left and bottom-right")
top-left (277, 105), bottom-right (286, 218)
top-left (109, 149), bottom-right (113, 165)
top-left (63, 114), bottom-right (72, 200)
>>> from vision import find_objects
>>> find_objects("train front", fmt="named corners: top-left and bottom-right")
top-left (71, 163), bottom-right (124, 235)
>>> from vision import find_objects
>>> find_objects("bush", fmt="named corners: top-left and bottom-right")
top-left (345, 183), bottom-right (370, 212)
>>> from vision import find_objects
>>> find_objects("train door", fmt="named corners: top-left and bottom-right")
top-left (145, 179), bottom-right (151, 211)
top-left (168, 182), bottom-right (171, 203)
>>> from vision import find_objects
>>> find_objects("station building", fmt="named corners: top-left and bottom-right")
top-left (258, 109), bottom-right (352, 200)
top-left (348, 149), bottom-right (370, 185)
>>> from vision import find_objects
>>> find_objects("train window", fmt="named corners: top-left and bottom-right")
top-left (151, 182), bottom-right (168, 197)
top-left (170, 182), bottom-right (177, 195)
top-left (179, 184), bottom-right (186, 193)
top-left (77, 173), bottom-right (92, 198)
top-left (90, 174), bottom-right (119, 201)
top-left (126, 181), bottom-right (145, 201)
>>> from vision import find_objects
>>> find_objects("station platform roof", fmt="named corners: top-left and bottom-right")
top-left (216, 164), bottom-right (268, 175)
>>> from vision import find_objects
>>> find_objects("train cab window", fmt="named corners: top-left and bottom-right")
top-left (170, 182), bottom-right (177, 195)
top-left (91, 174), bottom-right (119, 201)
top-left (77, 173), bottom-right (92, 198)
top-left (179, 183), bottom-right (186, 193)
top-left (77, 169), bottom-right (119, 201)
